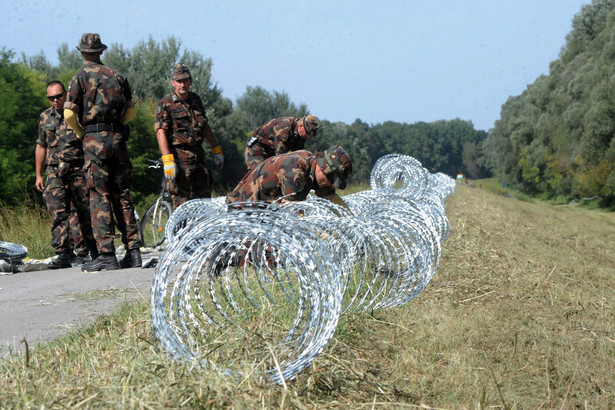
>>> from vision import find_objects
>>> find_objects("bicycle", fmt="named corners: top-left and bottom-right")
top-left (139, 159), bottom-right (174, 249)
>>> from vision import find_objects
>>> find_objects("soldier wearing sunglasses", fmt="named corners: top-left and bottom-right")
top-left (35, 80), bottom-right (97, 269)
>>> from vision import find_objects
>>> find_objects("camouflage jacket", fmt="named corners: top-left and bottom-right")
top-left (249, 117), bottom-right (304, 157)
top-left (226, 150), bottom-right (336, 205)
top-left (154, 91), bottom-right (209, 147)
top-left (65, 60), bottom-right (134, 126)
top-left (36, 107), bottom-right (83, 165)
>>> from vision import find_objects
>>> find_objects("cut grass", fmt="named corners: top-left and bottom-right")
top-left (1, 183), bottom-right (614, 407)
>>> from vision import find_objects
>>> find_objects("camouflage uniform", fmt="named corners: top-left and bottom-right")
top-left (245, 116), bottom-right (321, 172)
top-left (69, 205), bottom-right (89, 257)
top-left (155, 90), bottom-right (214, 208)
top-left (37, 106), bottom-right (96, 257)
top-left (65, 60), bottom-right (139, 255)
top-left (226, 145), bottom-right (352, 207)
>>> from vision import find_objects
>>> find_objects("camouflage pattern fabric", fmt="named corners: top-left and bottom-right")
top-left (226, 150), bottom-right (323, 206)
top-left (43, 164), bottom-right (95, 256)
top-left (69, 203), bottom-right (89, 257)
top-left (165, 146), bottom-right (213, 208)
top-left (244, 117), bottom-right (304, 172)
top-left (154, 91), bottom-right (209, 146)
top-left (65, 61), bottom-right (133, 128)
top-left (83, 132), bottom-right (139, 253)
top-left (36, 107), bottom-right (84, 164)
top-left (37, 106), bottom-right (96, 256)
top-left (155, 91), bottom-right (213, 207)
top-left (66, 60), bottom-right (139, 254)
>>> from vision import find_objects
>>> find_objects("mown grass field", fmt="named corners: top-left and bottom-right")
top-left (1, 182), bottom-right (614, 408)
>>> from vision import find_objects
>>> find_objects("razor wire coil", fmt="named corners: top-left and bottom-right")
top-left (152, 153), bottom-right (455, 383)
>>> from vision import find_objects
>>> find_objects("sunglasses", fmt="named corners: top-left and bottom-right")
top-left (47, 93), bottom-right (64, 101)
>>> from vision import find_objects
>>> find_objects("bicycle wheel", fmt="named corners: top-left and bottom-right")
top-left (140, 199), bottom-right (173, 248)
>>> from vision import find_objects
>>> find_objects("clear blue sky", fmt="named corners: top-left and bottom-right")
top-left (2, 0), bottom-right (591, 131)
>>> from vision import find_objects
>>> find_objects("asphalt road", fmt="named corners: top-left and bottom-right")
top-left (0, 257), bottom-right (159, 358)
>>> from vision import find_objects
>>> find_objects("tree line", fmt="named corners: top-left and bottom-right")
top-left (0, 37), bottom-right (489, 208)
top-left (482, 0), bottom-right (615, 208)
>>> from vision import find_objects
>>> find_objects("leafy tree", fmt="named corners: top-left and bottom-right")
top-left (483, 0), bottom-right (615, 206)
top-left (0, 48), bottom-right (47, 204)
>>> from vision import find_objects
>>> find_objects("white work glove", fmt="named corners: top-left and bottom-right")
top-left (214, 153), bottom-right (224, 170)
top-left (212, 145), bottom-right (224, 170)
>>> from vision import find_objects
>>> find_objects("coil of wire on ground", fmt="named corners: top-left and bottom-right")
top-left (151, 205), bottom-right (344, 383)
top-left (164, 197), bottom-right (227, 245)
top-left (152, 153), bottom-right (455, 383)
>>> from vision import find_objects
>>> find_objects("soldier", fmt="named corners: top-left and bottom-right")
top-left (226, 145), bottom-right (352, 209)
top-left (64, 33), bottom-right (141, 272)
top-left (35, 80), bottom-right (97, 269)
top-left (244, 115), bottom-right (321, 172)
top-left (155, 63), bottom-right (224, 209)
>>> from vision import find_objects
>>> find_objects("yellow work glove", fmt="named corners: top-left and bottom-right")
top-left (64, 108), bottom-right (84, 138)
top-left (162, 154), bottom-right (176, 180)
top-left (211, 145), bottom-right (224, 170)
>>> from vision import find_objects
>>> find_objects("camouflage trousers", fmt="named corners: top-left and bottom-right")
top-left (244, 143), bottom-right (271, 173)
top-left (84, 131), bottom-right (139, 254)
top-left (167, 146), bottom-right (213, 209)
top-left (43, 162), bottom-right (96, 256)
top-left (69, 202), bottom-right (90, 257)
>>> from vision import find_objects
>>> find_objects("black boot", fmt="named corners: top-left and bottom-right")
top-left (119, 249), bottom-right (142, 269)
top-left (82, 253), bottom-right (119, 272)
top-left (48, 252), bottom-right (73, 269)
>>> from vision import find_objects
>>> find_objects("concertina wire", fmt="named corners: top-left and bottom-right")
top-left (151, 153), bottom-right (456, 384)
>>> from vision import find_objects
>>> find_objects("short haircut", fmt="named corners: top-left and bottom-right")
top-left (46, 80), bottom-right (66, 93)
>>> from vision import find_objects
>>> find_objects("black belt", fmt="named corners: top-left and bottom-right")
top-left (48, 160), bottom-right (85, 167)
top-left (83, 123), bottom-right (124, 134)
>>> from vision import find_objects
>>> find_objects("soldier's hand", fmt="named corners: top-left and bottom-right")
top-left (162, 154), bottom-right (176, 180)
top-left (35, 176), bottom-right (45, 192)
top-left (214, 153), bottom-right (224, 170)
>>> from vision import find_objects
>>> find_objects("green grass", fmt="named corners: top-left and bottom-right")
top-left (1, 183), bottom-right (614, 407)
top-left (0, 200), bottom-right (53, 259)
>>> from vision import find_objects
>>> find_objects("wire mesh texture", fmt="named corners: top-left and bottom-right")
top-left (151, 154), bottom-right (456, 383)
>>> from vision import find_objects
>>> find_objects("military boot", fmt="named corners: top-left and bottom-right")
top-left (48, 252), bottom-right (73, 269)
top-left (82, 253), bottom-right (119, 272)
top-left (119, 249), bottom-right (142, 269)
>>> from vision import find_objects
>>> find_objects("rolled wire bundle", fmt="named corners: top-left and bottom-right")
top-left (346, 194), bottom-right (441, 309)
top-left (165, 197), bottom-right (226, 244)
top-left (151, 205), bottom-right (344, 383)
top-left (369, 154), bottom-right (429, 198)
top-left (151, 153), bottom-right (456, 383)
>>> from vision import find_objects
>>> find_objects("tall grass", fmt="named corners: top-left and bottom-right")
top-left (0, 200), bottom-right (53, 259)
top-left (1, 183), bottom-right (614, 407)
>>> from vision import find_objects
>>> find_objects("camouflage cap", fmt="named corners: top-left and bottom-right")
top-left (172, 63), bottom-right (191, 80)
top-left (76, 33), bottom-right (107, 52)
top-left (302, 115), bottom-right (321, 136)
top-left (316, 145), bottom-right (353, 189)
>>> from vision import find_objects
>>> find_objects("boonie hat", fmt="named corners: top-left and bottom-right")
top-left (172, 63), bottom-right (191, 80)
top-left (76, 33), bottom-right (107, 52)
top-left (316, 145), bottom-right (352, 189)
top-left (302, 115), bottom-right (321, 136)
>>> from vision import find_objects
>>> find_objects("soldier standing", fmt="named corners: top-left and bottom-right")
top-left (226, 145), bottom-right (352, 208)
top-left (155, 63), bottom-right (224, 209)
top-left (35, 80), bottom-right (97, 269)
top-left (244, 115), bottom-right (321, 172)
top-left (64, 33), bottom-right (141, 272)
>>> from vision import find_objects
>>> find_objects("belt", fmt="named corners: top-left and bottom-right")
top-left (83, 123), bottom-right (124, 134)
top-left (48, 160), bottom-right (85, 166)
